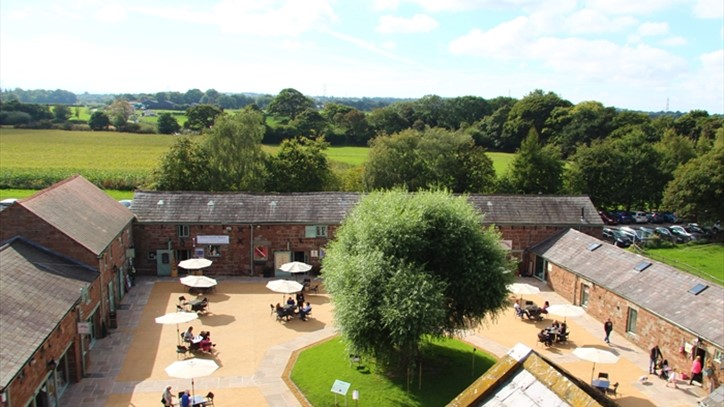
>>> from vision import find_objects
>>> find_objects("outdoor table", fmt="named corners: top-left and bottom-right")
top-left (191, 394), bottom-right (206, 406)
top-left (591, 379), bottom-right (610, 391)
top-left (192, 336), bottom-right (203, 344)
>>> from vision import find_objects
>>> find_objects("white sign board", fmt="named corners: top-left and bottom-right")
top-left (197, 235), bottom-right (230, 245)
top-left (330, 379), bottom-right (351, 396)
top-left (77, 322), bottom-right (91, 334)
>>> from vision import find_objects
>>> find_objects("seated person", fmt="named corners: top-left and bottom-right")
top-left (551, 320), bottom-right (560, 331)
top-left (541, 301), bottom-right (550, 314)
top-left (286, 296), bottom-right (296, 307)
top-left (299, 302), bottom-right (312, 320)
top-left (513, 299), bottom-right (529, 318)
top-left (557, 322), bottom-right (568, 341)
top-left (200, 335), bottom-right (214, 352)
top-left (182, 327), bottom-right (194, 344)
top-left (538, 329), bottom-right (552, 346)
top-left (659, 359), bottom-right (671, 380)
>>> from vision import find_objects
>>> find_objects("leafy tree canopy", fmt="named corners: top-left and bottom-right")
top-left (323, 189), bottom-right (514, 371)
top-left (506, 128), bottom-right (563, 194)
top-left (267, 88), bottom-right (315, 120)
top-left (88, 111), bottom-right (110, 131)
top-left (152, 137), bottom-right (212, 190)
top-left (265, 136), bottom-right (333, 192)
top-left (157, 112), bottom-right (181, 134)
top-left (185, 104), bottom-right (223, 130)
top-left (363, 127), bottom-right (496, 193)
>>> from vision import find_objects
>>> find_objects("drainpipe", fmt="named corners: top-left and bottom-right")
top-left (249, 224), bottom-right (254, 276)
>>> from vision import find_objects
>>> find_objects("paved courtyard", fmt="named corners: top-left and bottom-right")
top-left (60, 276), bottom-right (708, 406)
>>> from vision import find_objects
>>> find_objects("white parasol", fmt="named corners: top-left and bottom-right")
top-left (507, 282), bottom-right (540, 302)
top-left (178, 258), bottom-right (213, 270)
top-left (546, 304), bottom-right (585, 322)
top-left (266, 279), bottom-right (304, 301)
top-left (165, 358), bottom-right (219, 398)
top-left (279, 261), bottom-right (312, 274)
top-left (180, 275), bottom-right (218, 288)
top-left (573, 347), bottom-right (620, 381)
top-left (155, 312), bottom-right (199, 345)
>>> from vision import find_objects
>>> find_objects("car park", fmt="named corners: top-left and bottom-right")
top-left (613, 211), bottom-right (634, 224)
top-left (655, 227), bottom-right (684, 243)
top-left (648, 212), bottom-right (666, 223)
top-left (662, 212), bottom-right (678, 223)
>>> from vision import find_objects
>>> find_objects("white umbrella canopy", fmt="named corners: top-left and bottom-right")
top-left (506, 283), bottom-right (541, 295)
top-left (279, 261), bottom-right (313, 274)
top-left (546, 304), bottom-right (585, 321)
top-left (573, 347), bottom-right (620, 381)
top-left (165, 358), bottom-right (219, 398)
top-left (180, 275), bottom-right (218, 288)
top-left (178, 258), bottom-right (213, 270)
top-left (155, 312), bottom-right (199, 345)
top-left (266, 279), bottom-right (304, 294)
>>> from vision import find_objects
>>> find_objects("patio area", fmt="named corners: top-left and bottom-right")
top-left (60, 276), bottom-right (708, 406)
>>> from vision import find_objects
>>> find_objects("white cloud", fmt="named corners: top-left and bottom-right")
top-left (659, 36), bottom-right (687, 46)
top-left (565, 9), bottom-right (637, 34)
top-left (694, 0), bottom-right (724, 18)
top-left (449, 16), bottom-right (530, 59)
top-left (135, 0), bottom-right (337, 37)
top-left (94, 3), bottom-right (127, 23)
top-left (638, 22), bottom-right (669, 36)
top-left (372, 0), bottom-right (400, 11)
top-left (586, 0), bottom-right (683, 15)
top-left (376, 14), bottom-right (438, 34)
top-left (389, 0), bottom-right (541, 13)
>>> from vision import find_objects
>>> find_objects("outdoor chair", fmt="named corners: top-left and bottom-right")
top-left (606, 382), bottom-right (619, 397)
top-left (270, 304), bottom-right (275, 316)
top-left (309, 284), bottom-right (319, 294)
top-left (205, 391), bottom-right (215, 406)
top-left (176, 345), bottom-right (189, 359)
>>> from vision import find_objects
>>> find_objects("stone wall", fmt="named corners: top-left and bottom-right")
top-left (546, 262), bottom-right (722, 389)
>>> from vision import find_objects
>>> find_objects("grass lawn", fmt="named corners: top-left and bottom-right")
top-left (290, 336), bottom-right (496, 407)
top-left (642, 243), bottom-right (724, 285)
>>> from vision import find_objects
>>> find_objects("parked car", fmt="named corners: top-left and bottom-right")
top-left (603, 227), bottom-right (632, 248)
top-left (632, 211), bottom-right (648, 224)
top-left (648, 211), bottom-right (666, 223)
top-left (119, 199), bottom-right (132, 208)
top-left (618, 226), bottom-right (639, 242)
top-left (0, 198), bottom-right (18, 212)
top-left (598, 211), bottom-right (618, 225)
top-left (669, 225), bottom-right (694, 242)
top-left (662, 212), bottom-right (678, 223)
top-left (613, 211), bottom-right (634, 224)
top-left (655, 227), bottom-right (684, 243)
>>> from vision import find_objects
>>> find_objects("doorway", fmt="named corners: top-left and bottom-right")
top-left (156, 249), bottom-right (173, 276)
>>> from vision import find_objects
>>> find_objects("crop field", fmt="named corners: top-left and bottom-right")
top-left (0, 128), bottom-right (513, 192)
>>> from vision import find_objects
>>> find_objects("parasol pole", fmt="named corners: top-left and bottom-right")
top-left (591, 362), bottom-right (596, 382)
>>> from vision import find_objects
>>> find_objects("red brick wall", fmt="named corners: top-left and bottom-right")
top-left (133, 223), bottom-right (336, 276)
top-left (4, 308), bottom-right (82, 407)
top-left (546, 263), bottom-right (722, 387)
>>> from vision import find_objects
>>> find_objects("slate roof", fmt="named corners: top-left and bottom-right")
top-left (131, 191), bottom-right (603, 226)
top-left (530, 229), bottom-right (724, 348)
top-left (448, 343), bottom-right (616, 407)
top-left (16, 175), bottom-right (134, 255)
top-left (0, 237), bottom-right (98, 388)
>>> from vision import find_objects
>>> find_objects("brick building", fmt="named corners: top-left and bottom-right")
top-left (130, 191), bottom-right (603, 277)
top-left (529, 228), bottom-right (724, 388)
top-left (0, 237), bottom-right (99, 407)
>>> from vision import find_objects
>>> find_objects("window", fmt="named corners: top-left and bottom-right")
top-left (305, 225), bottom-right (328, 238)
top-left (177, 225), bottom-right (189, 237)
top-left (627, 307), bottom-right (638, 334)
top-left (208, 245), bottom-right (220, 257)
top-left (580, 284), bottom-right (590, 307)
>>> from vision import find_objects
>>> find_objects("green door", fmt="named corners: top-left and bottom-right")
top-left (156, 249), bottom-right (173, 276)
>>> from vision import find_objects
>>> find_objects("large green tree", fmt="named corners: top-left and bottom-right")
top-left (186, 104), bottom-right (223, 131)
top-left (204, 108), bottom-right (269, 191)
top-left (157, 112), bottom-right (181, 134)
top-left (267, 88), bottom-right (315, 121)
top-left (108, 98), bottom-right (133, 128)
top-left (52, 104), bottom-right (71, 122)
top-left (265, 136), bottom-right (333, 192)
top-left (363, 128), bottom-right (496, 193)
top-left (500, 90), bottom-right (571, 152)
top-left (323, 189), bottom-right (513, 372)
top-left (153, 137), bottom-right (212, 190)
top-left (662, 130), bottom-right (724, 222)
top-left (88, 111), bottom-right (110, 130)
top-left (506, 128), bottom-right (563, 194)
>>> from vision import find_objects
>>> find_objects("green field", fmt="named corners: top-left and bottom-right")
top-left (291, 336), bottom-right (496, 407)
top-left (642, 243), bottom-right (724, 285)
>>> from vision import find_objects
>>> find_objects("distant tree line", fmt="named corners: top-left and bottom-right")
top-left (2, 87), bottom-right (722, 222)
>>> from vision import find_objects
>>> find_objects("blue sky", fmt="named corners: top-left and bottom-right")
top-left (1, 0), bottom-right (722, 113)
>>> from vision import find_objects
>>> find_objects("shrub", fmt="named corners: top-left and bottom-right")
top-left (0, 111), bottom-right (32, 125)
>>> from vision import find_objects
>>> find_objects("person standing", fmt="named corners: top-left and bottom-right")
top-left (603, 318), bottom-right (613, 343)
top-left (162, 385), bottom-right (175, 406)
top-left (649, 344), bottom-right (663, 374)
top-left (689, 355), bottom-right (703, 385)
